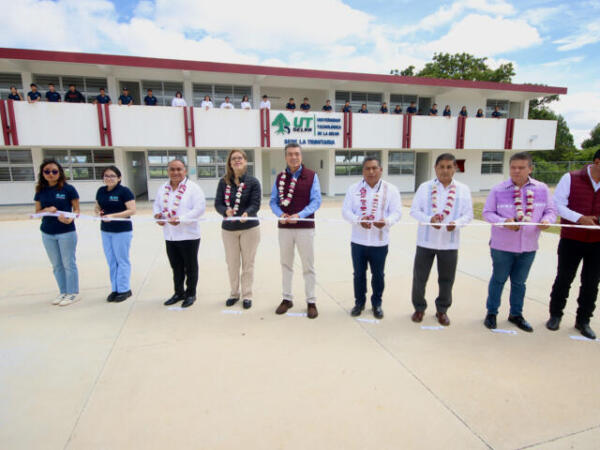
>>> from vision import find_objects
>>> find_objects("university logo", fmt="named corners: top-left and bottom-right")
top-left (271, 113), bottom-right (291, 135)
top-left (272, 113), bottom-right (314, 135)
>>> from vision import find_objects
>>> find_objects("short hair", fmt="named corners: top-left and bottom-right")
top-left (284, 142), bottom-right (302, 154)
top-left (326, 99), bottom-right (331, 102)
top-left (594, 149), bottom-right (600, 161)
top-left (69, 83), bottom-right (75, 87)
top-left (225, 96), bottom-right (230, 99)
top-left (99, 87), bottom-right (105, 91)
top-left (48, 83), bottom-right (54, 87)
top-left (262, 94), bottom-right (268, 98)
top-left (410, 101), bottom-right (416, 104)
top-left (435, 153), bottom-right (457, 166)
top-left (303, 97), bottom-right (309, 101)
top-left (9, 85), bottom-right (15, 89)
top-left (509, 152), bottom-right (533, 167)
top-left (167, 158), bottom-right (187, 169)
top-left (147, 88), bottom-right (153, 92)
top-left (30, 83), bottom-right (37, 87)
top-left (289, 98), bottom-right (294, 101)
top-left (362, 156), bottom-right (381, 168)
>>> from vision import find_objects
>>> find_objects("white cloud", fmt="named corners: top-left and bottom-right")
top-left (422, 14), bottom-right (542, 56)
top-left (521, 6), bottom-right (563, 27)
top-left (550, 92), bottom-right (600, 147)
top-left (554, 20), bottom-right (600, 51)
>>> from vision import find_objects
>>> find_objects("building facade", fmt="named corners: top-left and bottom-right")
top-left (0, 48), bottom-right (567, 204)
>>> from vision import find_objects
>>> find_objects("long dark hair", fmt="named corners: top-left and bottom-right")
top-left (36, 159), bottom-right (67, 193)
top-left (224, 149), bottom-right (248, 185)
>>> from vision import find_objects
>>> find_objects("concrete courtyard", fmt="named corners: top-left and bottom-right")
top-left (1, 201), bottom-right (599, 450)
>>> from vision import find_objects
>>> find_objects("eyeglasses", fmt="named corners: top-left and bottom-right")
top-left (43, 169), bottom-right (59, 175)
top-left (103, 174), bottom-right (118, 179)
top-left (230, 157), bottom-right (245, 161)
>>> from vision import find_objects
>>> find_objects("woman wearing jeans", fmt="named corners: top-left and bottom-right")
top-left (95, 166), bottom-right (136, 302)
top-left (34, 159), bottom-right (80, 306)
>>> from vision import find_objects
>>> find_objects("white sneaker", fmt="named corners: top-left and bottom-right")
top-left (59, 294), bottom-right (80, 306)
top-left (52, 294), bottom-right (66, 305)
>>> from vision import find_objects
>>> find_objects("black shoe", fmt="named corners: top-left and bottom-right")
top-left (373, 306), bottom-right (384, 319)
top-left (508, 315), bottom-right (533, 332)
top-left (484, 313), bottom-right (497, 329)
top-left (350, 305), bottom-right (364, 317)
top-left (226, 297), bottom-right (239, 307)
top-left (575, 322), bottom-right (597, 340)
top-left (164, 293), bottom-right (185, 306)
top-left (546, 316), bottom-right (561, 331)
top-left (242, 299), bottom-right (252, 309)
top-left (106, 291), bottom-right (117, 302)
top-left (181, 296), bottom-right (196, 308)
top-left (113, 290), bottom-right (132, 303)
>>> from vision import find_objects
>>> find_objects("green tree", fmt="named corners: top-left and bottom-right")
top-left (528, 107), bottom-right (576, 161)
top-left (581, 123), bottom-right (600, 148)
top-left (390, 65), bottom-right (415, 76)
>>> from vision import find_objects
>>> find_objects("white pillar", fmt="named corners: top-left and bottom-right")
top-left (106, 76), bottom-right (118, 102)
top-left (252, 84), bottom-right (261, 109)
top-left (523, 100), bottom-right (530, 119)
top-left (183, 79), bottom-right (193, 107)
top-left (21, 72), bottom-right (32, 91)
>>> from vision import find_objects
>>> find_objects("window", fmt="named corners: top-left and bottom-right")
top-left (390, 93), bottom-right (426, 113)
top-left (32, 75), bottom-right (108, 103)
top-left (335, 151), bottom-right (381, 176)
top-left (481, 152), bottom-right (504, 174)
top-left (0, 149), bottom-right (34, 181)
top-left (388, 152), bottom-right (415, 175)
top-left (192, 84), bottom-right (252, 108)
top-left (147, 150), bottom-right (188, 179)
top-left (43, 149), bottom-right (115, 180)
top-left (485, 99), bottom-right (509, 118)
top-left (196, 150), bottom-right (255, 179)
top-left (141, 80), bottom-right (184, 106)
top-left (335, 91), bottom-right (382, 113)
top-left (0, 73), bottom-right (23, 100)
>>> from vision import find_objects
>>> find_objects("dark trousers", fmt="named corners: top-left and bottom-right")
top-left (549, 238), bottom-right (600, 324)
top-left (411, 246), bottom-right (458, 313)
top-left (351, 242), bottom-right (388, 308)
top-left (165, 239), bottom-right (200, 297)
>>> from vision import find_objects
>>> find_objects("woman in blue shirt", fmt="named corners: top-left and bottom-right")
top-left (476, 108), bottom-right (484, 118)
top-left (95, 166), bottom-right (136, 302)
top-left (459, 106), bottom-right (468, 117)
top-left (443, 105), bottom-right (451, 117)
top-left (34, 159), bottom-right (80, 306)
top-left (8, 86), bottom-right (22, 101)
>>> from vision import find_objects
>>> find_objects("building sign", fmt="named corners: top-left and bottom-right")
top-left (269, 111), bottom-right (343, 148)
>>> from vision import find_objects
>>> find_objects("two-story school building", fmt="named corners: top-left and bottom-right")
top-left (0, 48), bottom-right (567, 204)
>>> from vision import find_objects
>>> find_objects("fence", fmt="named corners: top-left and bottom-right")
top-left (532, 160), bottom-right (591, 185)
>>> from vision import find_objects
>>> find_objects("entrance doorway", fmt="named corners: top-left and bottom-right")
top-left (119, 81), bottom-right (141, 105)
top-left (415, 152), bottom-right (430, 190)
top-left (125, 151), bottom-right (148, 198)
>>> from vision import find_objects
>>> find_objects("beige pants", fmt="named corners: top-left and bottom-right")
top-left (222, 226), bottom-right (261, 300)
top-left (278, 228), bottom-right (316, 303)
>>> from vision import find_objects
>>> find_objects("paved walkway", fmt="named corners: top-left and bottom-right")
top-left (1, 202), bottom-right (598, 449)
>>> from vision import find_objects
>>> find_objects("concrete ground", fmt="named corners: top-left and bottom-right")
top-left (1, 201), bottom-right (599, 450)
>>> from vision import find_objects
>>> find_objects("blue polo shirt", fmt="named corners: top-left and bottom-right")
top-left (406, 106), bottom-right (417, 114)
top-left (358, 108), bottom-right (368, 113)
top-left (322, 105), bottom-right (332, 111)
top-left (96, 184), bottom-right (135, 233)
top-left (34, 183), bottom-right (79, 235)
top-left (393, 107), bottom-right (402, 114)
top-left (459, 110), bottom-right (468, 117)
top-left (119, 95), bottom-right (133, 105)
top-left (27, 91), bottom-right (41, 101)
top-left (286, 103), bottom-right (296, 110)
top-left (8, 93), bottom-right (20, 101)
top-left (46, 91), bottom-right (61, 102)
top-left (342, 106), bottom-right (351, 112)
top-left (492, 111), bottom-right (502, 118)
top-left (476, 111), bottom-right (484, 117)
top-left (144, 95), bottom-right (157, 106)
top-left (380, 107), bottom-right (388, 113)
top-left (429, 108), bottom-right (438, 115)
top-left (300, 103), bottom-right (310, 111)
top-left (443, 109), bottom-right (451, 117)
top-left (96, 94), bottom-right (111, 104)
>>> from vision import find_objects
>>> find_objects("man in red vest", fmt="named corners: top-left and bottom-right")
top-left (270, 143), bottom-right (322, 318)
top-left (547, 149), bottom-right (600, 339)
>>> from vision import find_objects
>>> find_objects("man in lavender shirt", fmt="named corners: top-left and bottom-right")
top-left (482, 152), bottom-right (557, 331)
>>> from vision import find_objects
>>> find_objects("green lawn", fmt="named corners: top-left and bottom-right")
top-left (472, 202), bottom-right (560, 235)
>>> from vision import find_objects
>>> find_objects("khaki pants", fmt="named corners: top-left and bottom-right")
top-left (278, 228), bottom-right (316, 303)
top-left (222, 227), bottom-right (261, 300)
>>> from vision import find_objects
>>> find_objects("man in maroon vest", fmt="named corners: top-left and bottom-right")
top-left (270, 143), bottom-right (322, 318)
top-left (547, 149), bottom-right (600, 339)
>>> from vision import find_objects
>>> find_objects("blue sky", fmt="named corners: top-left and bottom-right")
top-left (2, 0), bottom-right (599, 146)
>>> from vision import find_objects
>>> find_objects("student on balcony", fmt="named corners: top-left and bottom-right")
top-left (8, 86), bottom-right (22, 101)
top-left (380, 102), bottom-right (388, 113)
top-left (220, 96), bottom-right (234, 109)
top-left (491, 106), bottom-right (502, 118)
top-left (64, 84), bottom-right (84, 103)
top-left (200, 95), bottom-right (213, 110)
top-left (406, 101), bottom-right (417, 115)
top-left (300, 97), bottom-right (311, 112)
top-left (240, 95), bottom-right (251, 110)
top-left (118, 87), bottom-right (133, 106)
top-left (459, 106), bottom-right (468, 117)
top-left (322, 99), bottom-right (333, 112)
top-left (358, 104), bottom-right (368, 113)
top-left (144, 88), bottom-right (158, 106)
top-left (27, 83), bottom-right (42, 103)
top-left (45, 83), bottom-right (61, 102)
top-left (94, 88), bottom-right (112, 105)
top-left (286, 98), bottom-right (296, 111)
top-left (171, 91), bottom-right (187, 107)
top-left (429, 104), bottom-right (438, 116)
top-left (443, 105), bottom-right (451, 117)
top-left (341, 100), bottom-right (351, 113)
top-left (259, 94), bottom-right (270, 109)
top-left (476, 108), bottom-right (484, 118)
top-left (393, 105), bottom-right (402, 114)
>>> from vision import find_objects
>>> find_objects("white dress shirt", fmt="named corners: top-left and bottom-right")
top-left (240, 101), bottom-right (252, 110)
top-left (342, 179), bottom-right (402, 246)
top-left (171, 97), bottom-right (187, 107)
top-left (200, 100), bottom-right (213, 109)
top-left (260, 100), bottom-right (271, 109)
top-left (554, 166), bottom-right (600, 224)
top-left (153, 178), bottom-right (206, 241)
top-left (410, 178), bottom-right (473, 250)
top-left (220, 101), bottom-right (234, 109)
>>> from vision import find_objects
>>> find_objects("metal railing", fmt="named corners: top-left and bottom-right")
top-left (532, 161), bottom-right (591, 185)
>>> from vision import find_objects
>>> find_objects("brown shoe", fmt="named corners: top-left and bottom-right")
top-left (436, 312), bottom-right (450, 326)
top-left (307, 303), bottom-right (318, 319)
top-left (411, 311), bottom-right (424, 322)
top-left (276, 299), bottom-right (293, 315)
